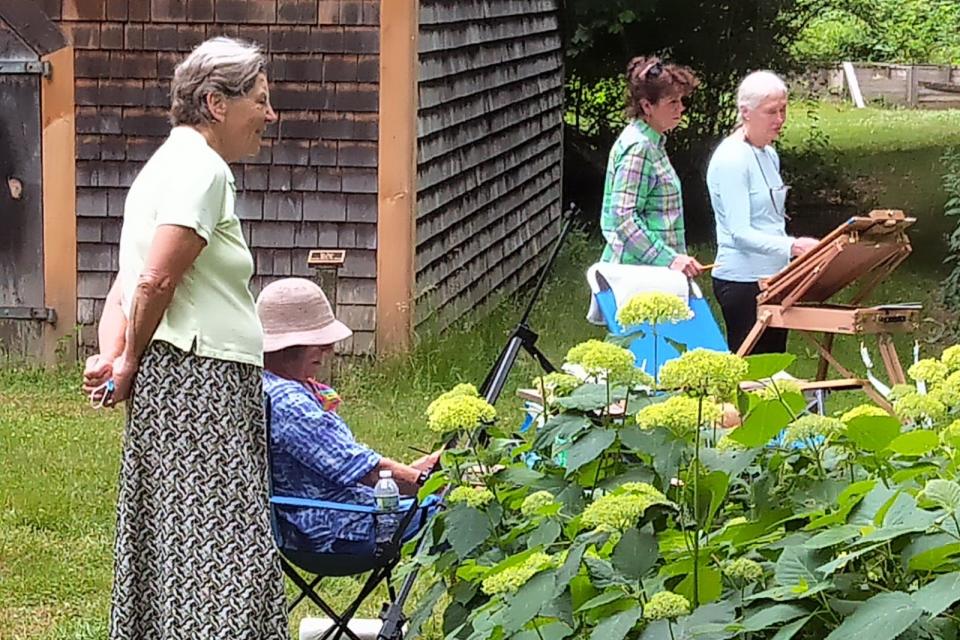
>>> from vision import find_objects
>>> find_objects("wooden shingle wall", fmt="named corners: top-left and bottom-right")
top-left (415, 0), bottom-right (563, 328)
top-left (39, 0), bottom-right (380, 355)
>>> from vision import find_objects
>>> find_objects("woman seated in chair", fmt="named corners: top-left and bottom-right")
top-left (257, 278), bottom-right (440, 555)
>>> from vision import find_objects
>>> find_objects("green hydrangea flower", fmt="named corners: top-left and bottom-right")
top-left (480, 551), bottom-right (555, 595)
top-left (930, 385), bottom-right (960, 411)
top-left (894, 392), bottom-right (947, 425)
top-left (658, 349), bottom-right (748, 400)
top-left (644, 591), bottom-right (691, 621)
top-left (533, 372), bottom-right (581, 398)
top-left (889, 384), bottom-right (918, 401)
top-left (616, 291), bottom-right (692, 328)
top-left (783, 414), bottom-right (845, 445)
top-left (581, 486), bottom-right (670, 531)
top-left (426, 394), bottom-right (496, 433)
top-left (635, 394), bottom-right (723, 437)
top-left (752, 379), bottom-right (802, 401)
top-left (942, 420), bottom-right (960, 448)
top-left (716, 435), bottom-right (746, 452)
top-left (565, 340), bottom-right (636, 383)
top-left (448, 485), bottom-right (495, 508)
top-left (618, 482), bottom-right (667, 498)
top-left (942, 345), bottom-right (960, 373)
top-left (520, 490), bottom-right (557, 517)
top-left (723, 557), bottom-right (765, 583)
top-left (909, 358), bottom-right (949, 385)
top-left (840, 404), bottom-right (889, 423)
top-left (426, 383), bottom-right (480, 418)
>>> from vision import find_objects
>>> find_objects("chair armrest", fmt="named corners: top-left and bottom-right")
top-left (271, 495), bottom-right (416, 513)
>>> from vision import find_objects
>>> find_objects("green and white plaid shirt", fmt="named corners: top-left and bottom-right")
top-left (600, 119), bottom-right (687, 266)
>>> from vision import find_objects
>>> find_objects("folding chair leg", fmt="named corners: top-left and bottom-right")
top-left (290, 572), bottom-right (324, 611)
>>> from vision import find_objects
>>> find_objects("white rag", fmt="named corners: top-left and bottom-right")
top-left (585, 263), bottom-right (701, 325)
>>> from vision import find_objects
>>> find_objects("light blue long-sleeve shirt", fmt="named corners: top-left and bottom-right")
top-left (707, 136), bottom-right (794, 282)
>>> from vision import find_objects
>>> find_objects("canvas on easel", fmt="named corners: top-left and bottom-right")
top-left (736, 209), bottom-right (920, 410)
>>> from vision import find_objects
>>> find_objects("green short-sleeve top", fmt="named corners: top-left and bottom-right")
top-left (118, 126), bottom-right (263, 366)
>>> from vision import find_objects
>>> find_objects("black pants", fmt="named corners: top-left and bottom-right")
top-left (712, 278), bottom-right (788, 355)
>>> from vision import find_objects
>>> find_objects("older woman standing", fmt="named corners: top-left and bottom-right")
top-left (81, 38), bottom-right (286, 638)
top-left (600, 56), bottom-right (704, 277)
top-left (707, 70), bottom-right (818, 354)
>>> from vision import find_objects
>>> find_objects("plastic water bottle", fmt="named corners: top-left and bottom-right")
top-left (373, 470), bottom-right (400, 554)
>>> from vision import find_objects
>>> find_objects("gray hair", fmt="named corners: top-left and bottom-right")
top-left (735, 70), bottom-right (788, 126)
top-left (170, 36), bottom-right (267, 126)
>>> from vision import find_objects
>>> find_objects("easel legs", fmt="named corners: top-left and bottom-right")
top-left (877, 334), bottom-right (907, 385)
top-left (735, 311), bottom-right (772, 357)
top-left (798, 332), bottom-right (894, 412)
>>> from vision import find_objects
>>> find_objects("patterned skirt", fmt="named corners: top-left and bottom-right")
top-left (110, 341), bottom-right (288, 639)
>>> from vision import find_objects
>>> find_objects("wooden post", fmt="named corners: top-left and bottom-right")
top-left (40, 45), bottom-right (76, 364)
top-left (907, 64), bottom-right (919, 107)
top-left (308, 249), bottom-right (345, 382)
top-left (376, 0), bottom-right (418, 355)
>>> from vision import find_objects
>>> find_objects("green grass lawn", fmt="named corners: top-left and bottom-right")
top-left (2, 104), bottom-right (960, 638)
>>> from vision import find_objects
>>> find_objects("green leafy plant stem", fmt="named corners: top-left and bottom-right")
top-left (692, 395), bottom-right (703, 608)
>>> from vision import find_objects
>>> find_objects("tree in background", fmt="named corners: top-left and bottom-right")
top-left (791, 0), bottom-right (960, 64)
top-left (563, 0), bottom-right (820, 234)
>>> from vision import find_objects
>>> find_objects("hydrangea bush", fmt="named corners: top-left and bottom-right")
top-left (406, 293), bottom-right (960, 640)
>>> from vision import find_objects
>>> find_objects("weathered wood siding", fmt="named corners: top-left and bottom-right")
top-left (41, 0), bottom-right (380, 355)
top-left (415, 0), bottom-right (563, 327)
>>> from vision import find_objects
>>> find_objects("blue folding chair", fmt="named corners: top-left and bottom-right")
top-left (593, 279), bottom-right (729, 378)
top-left (264, 395), bottom-right (435, 640)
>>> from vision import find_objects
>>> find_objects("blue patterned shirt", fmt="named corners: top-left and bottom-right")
top-left (264, 371), bottom-right (381, 551)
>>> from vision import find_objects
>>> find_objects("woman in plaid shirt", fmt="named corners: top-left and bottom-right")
top-left (600, 56), bottom-right (704, 277)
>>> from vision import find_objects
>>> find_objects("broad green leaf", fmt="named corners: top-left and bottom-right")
top-left (771, 615), bottom-right (812, 640)
top-left (849, 484), bottom-right (898, 526)
top-left (774, 545), bottom-right (826, 588)
top-left (502, 570), bottom-right (557, 633)
top-left (845, 416), bottom-right (902, 453)
top-left (555, 539), bottom-right (589, 590)
top-left (584, 556), bottom-right (630, 589)
top-left (891, 464), bottom-right (938, 486)
top-left (803, 525), bottom-right (861, 549)
top-left (534, 414), bottom-right (591, 451)
top-left (739, 604), bottom-right (809, 632)
top-left (513, 622), bottom-right (574, 640)
top-left (903, 533), bottom-right (960, 572)
top-left (418, 471), bottom-right (448, 501)
top-left (443, 506), bottom-right (492, 559)
top-left (574, 590), bottom-right (629, 613)
top-left (527, 519), bottom-right (562, 550)
top-left (919, 479), bottom-right (960, 512)
top-left (887, 430), bottom-right (939, 456)
top-left (730, 396), bottom-right (805, 447)
top-left (589, 607), bottom-right (640, 640)
top-left (642, 601), bottom-right (738, 640)
top-left (700, 447), bottom-right (759, 478)
top-left (556, 383), bottom-right (626, 412)
top-left (823, 591), bottom-right (923, 640)
top-left (747, 581), bottom-right (831, 602)
top-left (817, 542), bottom-right (885, 576)
top-left (698, 471), bottom-right (730, 530)
top-left (744, 353), bottom-right (797, 380)
top-left (564, 428), bottom-right (617, 475)
top-left (408, 580), bottom-right (446, 639)
top-left (541, 591), bottom-right (574, 627)
top-left (612, 527), bottom-right (658, 580)
top-left (675, 565), bottom-right (723, 605)
top-left (495, 466), bottom-right (543, 487)
top-left (620, 426), bottom-right (686, 486)
top-left (913, 572), bottom-right (960, 617)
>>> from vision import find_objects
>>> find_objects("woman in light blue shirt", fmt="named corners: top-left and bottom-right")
top-left (706, 71), bottom-right (818, 354)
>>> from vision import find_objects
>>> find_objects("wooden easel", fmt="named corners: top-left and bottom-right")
top-left (736, 210), bottom-right (919, 410)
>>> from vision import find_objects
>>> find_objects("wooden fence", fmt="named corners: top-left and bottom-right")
top-left (810, 63), bottom-right (960, 109)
